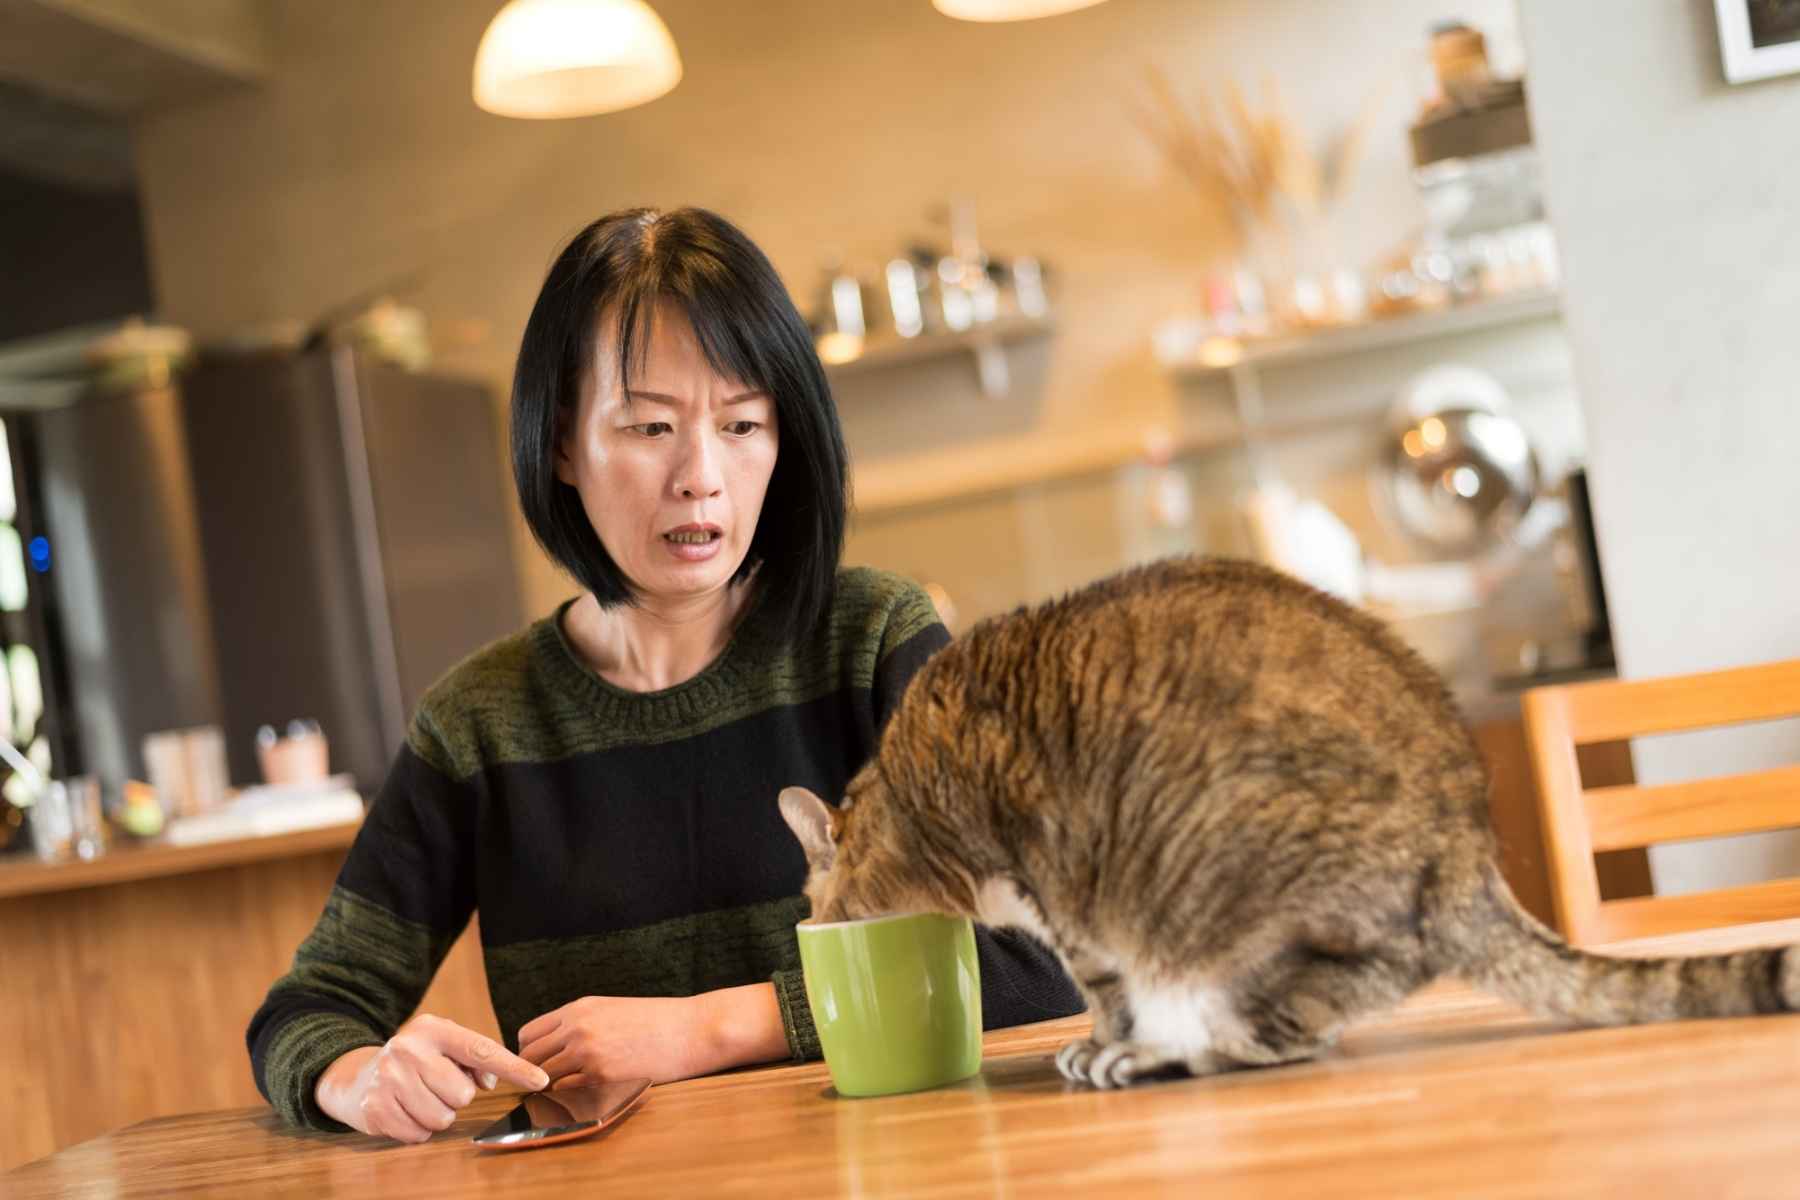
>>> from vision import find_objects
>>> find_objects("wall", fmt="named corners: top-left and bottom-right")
top-left (129, 0), bottom-right (1523, 619)
top-left (851, 307), bottom-right (1591, 694)
top-left (1518, 0), bottom-right (1800, 893)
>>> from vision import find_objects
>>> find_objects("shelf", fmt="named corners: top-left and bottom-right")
top-left (851, 414), bottom-right (1312, 518)
top-left (0, 318), bottom-right (192, 411)
top-left (1157, 288), bottom-right (1562, 378)
top-left (823, 314), bottom-right (1053, 397)
top-left (0, 819), bottom-right (362, 900)
top-left (854, 423), bottom-right (1159, 516)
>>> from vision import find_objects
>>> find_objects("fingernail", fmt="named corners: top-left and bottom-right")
top-left (480, 1072), bottom-right (498, 1090)
top-left (533, 1070), bottom-right (550, 1089)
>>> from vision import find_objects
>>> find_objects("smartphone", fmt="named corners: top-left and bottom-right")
top-left (470, 1077), bottom-right (651, 1152)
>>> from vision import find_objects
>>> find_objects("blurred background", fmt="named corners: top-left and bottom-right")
top-left (2, 0), bottom-right (1798, 1169)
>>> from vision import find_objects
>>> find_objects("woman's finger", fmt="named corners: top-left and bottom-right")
top-left (517, 1009), bottom-right (563, 1048)
top-left (518, 1025), bottom-right (570, 1069)
top-left (361, 1091), bottom-right (431, 1144)
top-left (430, 1020), bottom-right (549, 1092)
top-left (390, 1068), bottom-right (458, 1138)
top-left (417, 1051), bottom-right (480, 1111)
top-left (534, 1043), bottom-right (589, 1084)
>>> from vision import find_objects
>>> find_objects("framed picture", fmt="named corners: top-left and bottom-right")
top-left (1716, 0), bottom-right (1800, 82)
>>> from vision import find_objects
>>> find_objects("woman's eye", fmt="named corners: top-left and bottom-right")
top-left (725, 420), bottom-right (761, 436)
top-left (631, 422), bottom-right (672, 437)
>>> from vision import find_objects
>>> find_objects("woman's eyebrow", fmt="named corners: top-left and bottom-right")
top-left (624, 389), bottom-right (769, 404)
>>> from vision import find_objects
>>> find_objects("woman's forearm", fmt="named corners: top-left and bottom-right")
top-left (696, 982), bottom-right (792, 1071)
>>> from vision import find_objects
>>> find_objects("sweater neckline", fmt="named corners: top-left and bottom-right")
top-left (532, 587), bottom-right (773, 732)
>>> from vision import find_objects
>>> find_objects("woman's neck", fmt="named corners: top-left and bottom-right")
top-left (564, 582), bottom-right (754, 693)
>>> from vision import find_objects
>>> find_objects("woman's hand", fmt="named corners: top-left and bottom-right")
top-left (519, 984), bottom-right (789, 1088)
top-left (315, 1013), bottom-right (549, 1143)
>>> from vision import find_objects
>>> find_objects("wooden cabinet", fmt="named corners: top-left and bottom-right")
top-left (0, 827), bottom-right (496, 1170)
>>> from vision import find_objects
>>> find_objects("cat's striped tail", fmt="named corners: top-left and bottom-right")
top-left (1442, 859), bottom-right (1800, 1024)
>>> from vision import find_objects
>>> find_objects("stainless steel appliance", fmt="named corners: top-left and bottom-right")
top-left (1, 328), bottom-right (523, 797)
top-left (178, 345), bottom-right (524, 790)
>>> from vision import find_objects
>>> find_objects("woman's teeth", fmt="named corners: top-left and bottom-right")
top-left (665, 531), bottom-right (718, 544)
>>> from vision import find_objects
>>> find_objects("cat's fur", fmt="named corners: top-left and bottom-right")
top-left (780, 556), bottom-right (1800, 1088)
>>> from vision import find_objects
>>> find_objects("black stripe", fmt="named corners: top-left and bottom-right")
top-left (475, 689), bottom-right (876, 946)
top-left (1676, 955), bottom-right (1708, 1018)
top-left (1765, 948), bottom-right (1789, 1014)
top-left (336, 745), bottom-right (476, 933)
top-left (974, 927), bottom-right (1085, 1028)
top-left (872, 623), bottom-right (953, 737)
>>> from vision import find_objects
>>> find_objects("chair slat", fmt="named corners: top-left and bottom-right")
top-left (1588, 876), bottom-right (1800, 944)
top-left (1562, 660), bottom-right (1800, 743)
top-left (1585, 764), bottom-right (1800, 852)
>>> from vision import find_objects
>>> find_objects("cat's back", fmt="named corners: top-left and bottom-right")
top-left (958, 555), bottom-right (1471, 763)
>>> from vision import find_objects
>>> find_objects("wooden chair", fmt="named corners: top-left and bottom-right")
top-left (1521, 658), bottom-right (1800, 946)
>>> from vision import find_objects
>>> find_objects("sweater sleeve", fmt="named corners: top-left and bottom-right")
top-left (245, 719), bottom-right (478, 1130)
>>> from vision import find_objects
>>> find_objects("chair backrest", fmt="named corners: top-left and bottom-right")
top-left (1521, 659), bottom-right (1800, 946)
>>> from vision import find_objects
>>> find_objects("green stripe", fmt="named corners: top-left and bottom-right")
top-left (258, 888), bottom-right (461, 1129)
top-left (261, 1011), bottom-right (384, 1131)
top-left (484, 894), bottom-right (815, 1055)
top-left (410, 567), bottom-right (940, 780)
top-left (876, 579), bottom-right (939, 661)
top-left (274, 886), bottom-right (458, 1030)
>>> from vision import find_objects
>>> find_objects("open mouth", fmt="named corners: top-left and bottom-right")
top-left (663, 526), bottom-right (722, 545)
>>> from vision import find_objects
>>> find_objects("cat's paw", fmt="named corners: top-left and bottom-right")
top-left (1055, 1037), bottom-right (1104, 1084)
top-left (1056, 1038), bottom-right (1184, 1089)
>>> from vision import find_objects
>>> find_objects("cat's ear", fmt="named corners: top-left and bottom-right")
top-left (779, 786), bottom-right (838, 871)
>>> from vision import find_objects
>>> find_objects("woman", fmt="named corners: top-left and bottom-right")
top-left (247, 207), bottom-right (1082, 1143)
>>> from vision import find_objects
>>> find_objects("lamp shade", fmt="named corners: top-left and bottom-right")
top-left (473, 0), bottom-right (682, 118)
top-left (931, 0), bottom-right (1109, 21)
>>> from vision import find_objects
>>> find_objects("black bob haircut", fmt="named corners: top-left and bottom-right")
top-left (511, 207), bottom-right (849, 647)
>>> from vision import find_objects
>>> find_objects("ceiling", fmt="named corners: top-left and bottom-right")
top-left (0, 0), bottom-right (271, 191)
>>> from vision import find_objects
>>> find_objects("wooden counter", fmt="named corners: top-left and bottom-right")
top-left (0, 823), bottom-right (362, 900)
top-left (11, 921), bottom-right (1800, 1198)
top-left (0, 822), bottom-right (498, 1171)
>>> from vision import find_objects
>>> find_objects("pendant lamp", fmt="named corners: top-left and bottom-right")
top-left (473, 0), bottom-right (681, 118)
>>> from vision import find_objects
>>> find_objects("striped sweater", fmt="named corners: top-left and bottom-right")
top-left (247, 567), bottom-right (1083, 1129)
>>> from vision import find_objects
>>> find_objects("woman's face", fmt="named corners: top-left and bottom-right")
top-left (557, 300), bottom-right (779, 608)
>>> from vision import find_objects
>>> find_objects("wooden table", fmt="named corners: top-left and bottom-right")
top-left (11, 921), bottom-right (1800, 1198)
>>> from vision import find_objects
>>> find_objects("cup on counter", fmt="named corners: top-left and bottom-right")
top-left (795, 912), bottom-right (983, 1098)
top-left (25, 777), bottom-right (70, 861)
top-left (143, 726), bottom-right (229, 818)
top-left (255, 719), bottom-right (329, 786)
top-left (26, 775), bottom-right (102, 862)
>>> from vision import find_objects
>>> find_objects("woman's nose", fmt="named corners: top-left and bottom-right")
top-left (673, 430), bottom-right (723, 499)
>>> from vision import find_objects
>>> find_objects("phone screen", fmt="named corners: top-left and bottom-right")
top-left (471, 1078), bottom-right (651, 1151)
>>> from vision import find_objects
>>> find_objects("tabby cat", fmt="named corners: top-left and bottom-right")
top-left (779, 556), bottom-right (1799, 1089)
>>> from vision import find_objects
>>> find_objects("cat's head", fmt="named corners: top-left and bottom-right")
top-left (778, 774), bottom-right (973, 924)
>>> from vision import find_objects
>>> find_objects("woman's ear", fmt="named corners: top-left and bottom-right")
top-left (552, 405), bottom-right (578, 487)
top-left (778, 786), bottom-right (837, 872)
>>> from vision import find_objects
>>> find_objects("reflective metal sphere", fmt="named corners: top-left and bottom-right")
top-left (1384, 405), bottom-right (1540, 554)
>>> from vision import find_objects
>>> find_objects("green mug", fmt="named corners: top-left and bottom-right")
top-left (795, 912), bottom-right (984, 1097)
